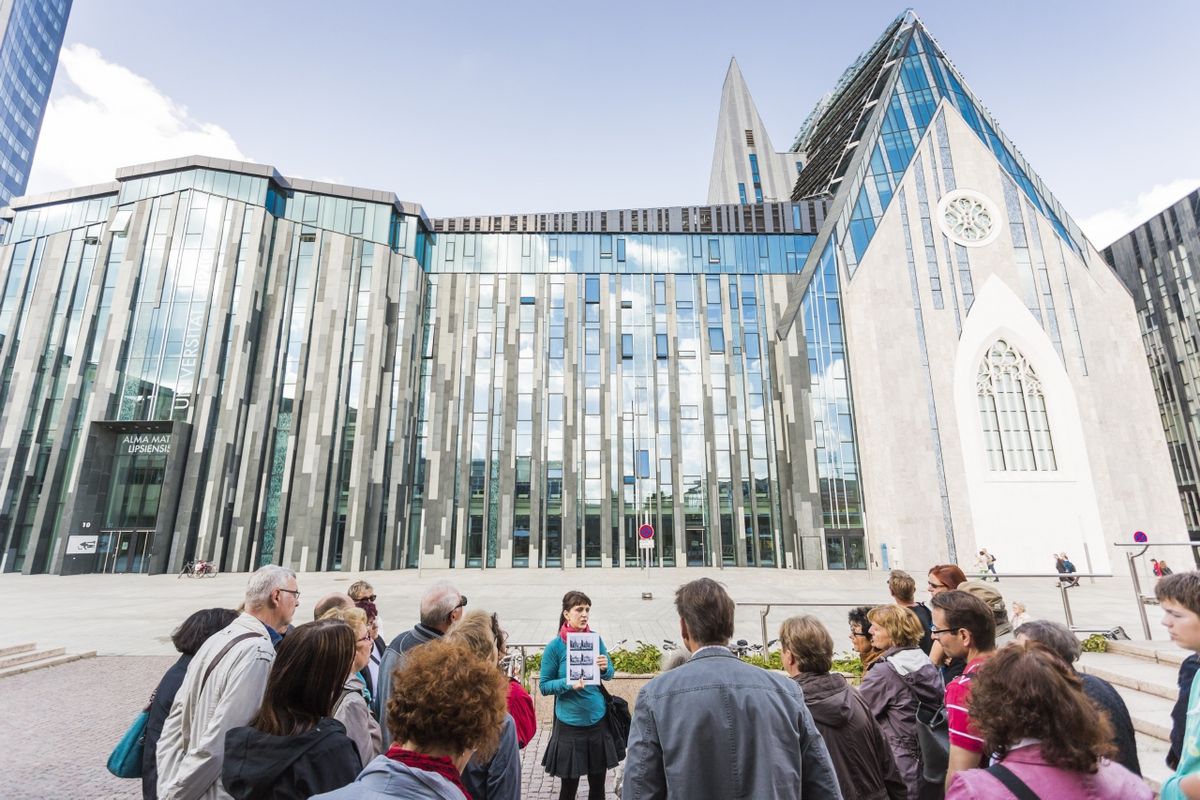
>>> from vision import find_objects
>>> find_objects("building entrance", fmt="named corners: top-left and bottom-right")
top-left (825, 531), bottom-right (868, 570)
top-left (96, 530), bottom-right (154, 573)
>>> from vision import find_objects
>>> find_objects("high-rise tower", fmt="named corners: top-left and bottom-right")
top-left (0, 0), bottom-right (71, 205)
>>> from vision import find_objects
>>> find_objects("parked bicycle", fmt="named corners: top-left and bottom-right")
top-left (178, 559), bottom-right (218, 578)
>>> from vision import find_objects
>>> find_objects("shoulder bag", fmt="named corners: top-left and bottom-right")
top-left (598, 682), bottom-right (631, 751)
top-left (986, 763), bottom-right (1041, 800)
top-left (106, 630), bottom-right (261, 778)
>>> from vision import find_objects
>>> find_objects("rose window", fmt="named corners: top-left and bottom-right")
top-left (936, 189), bottom-right (1002, 247)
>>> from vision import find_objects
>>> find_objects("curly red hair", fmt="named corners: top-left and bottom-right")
top-left (387, 639), bottom-right (507, 759)
top-left (970, 642), bottom-right (1114, 772)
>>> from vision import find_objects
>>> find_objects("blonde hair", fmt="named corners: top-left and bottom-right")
top-left (445, 609), bottom-right (499, 662)
top-left (319, 606), bottom-right (368, 635)
top-left (778, 615), bottom-right (833, 673)
top-left (867, 604), bottom-right (925, 648)
top-left (347, 580), bottom-right (374, 600)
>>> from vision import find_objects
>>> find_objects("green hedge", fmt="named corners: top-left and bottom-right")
top-left (519, 644), bottom-right (866, 681)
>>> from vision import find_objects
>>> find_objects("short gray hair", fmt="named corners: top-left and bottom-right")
top-left (419, 581), bottom-right (462, 628)
top-left (244, 565), bottom-right (297, 610)
top-left (1015, 619), bottom-right (1081, 664)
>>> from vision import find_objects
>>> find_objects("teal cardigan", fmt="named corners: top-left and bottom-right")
top-left (539, 634), bottom-right (615, 726)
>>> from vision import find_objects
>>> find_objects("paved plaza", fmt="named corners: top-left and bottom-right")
top-left (0, 563), bottom-right (1172, 798)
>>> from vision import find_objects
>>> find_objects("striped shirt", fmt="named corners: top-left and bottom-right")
top-left (946, 656), bottom-right (988, 753)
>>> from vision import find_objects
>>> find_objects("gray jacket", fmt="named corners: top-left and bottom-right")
top-left (310, 755), bottom-right (463, 800)
top-left (333, 673), bottom-right (383, 767)
top-left (156, 613), bottom-right (276, 800)
top-left (461, 714), bottom-right (520, 800)
top-left (375, 623), bottom-right (443, 747)
top-left (622, 646), bottom-right (841, 800)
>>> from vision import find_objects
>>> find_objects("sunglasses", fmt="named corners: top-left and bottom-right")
top-left (357, 594), bottom-right (377, 603)
top-left (446, 594), bottom-right (468, 620)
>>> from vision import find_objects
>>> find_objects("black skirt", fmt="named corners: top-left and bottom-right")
top-left (541, 716), bottom-right (624, 779)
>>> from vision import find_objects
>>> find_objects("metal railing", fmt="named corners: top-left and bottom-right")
top-left (1114, 541), bottom-right (1200, 639)
top-left (736, 602), bottom-right (865, 652)
top-left (738, 572), bottom-right (1113, 649)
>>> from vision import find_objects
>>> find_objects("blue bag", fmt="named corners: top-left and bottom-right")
top-left (106, 708), bottom-right (150, 778)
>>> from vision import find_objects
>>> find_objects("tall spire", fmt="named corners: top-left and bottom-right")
top-left (707, 58), bottom-right (796, 205)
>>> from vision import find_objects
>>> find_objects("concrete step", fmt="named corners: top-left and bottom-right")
top-left (1107, 639), bottom-right (1189, 667)
top-left (0, 650), bottom-right (95, 679)
top-left (1111, 681), bottom-right (1175, 741)
top-left (1137, 732), bottom-right (1173, 795)
top-left (0, 642), bottom-right (34, 658)
top-left (0, 646), bottom-right (64, 669)
top-left (1078, 652), bottom-right (1180, 701)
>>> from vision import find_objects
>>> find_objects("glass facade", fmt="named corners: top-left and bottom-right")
top-left (0, 156), bottom-right (847, 574)
top-left (0, 0), bottom-right (71, 206)
top-left (834, 24), bottom-right (1084, 276)
top-left (1105, 190), bottom-right (1200, 546)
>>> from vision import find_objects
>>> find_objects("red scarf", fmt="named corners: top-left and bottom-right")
top-left (559, 621), bottom-right (591, 642)
top-left (386, 746), bottom-right (471, 799)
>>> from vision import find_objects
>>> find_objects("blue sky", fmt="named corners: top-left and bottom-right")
top-left (28, 1), bottom-right (1200, 246)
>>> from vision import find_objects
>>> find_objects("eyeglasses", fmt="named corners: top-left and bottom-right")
top-left (277, 588), bottom-right (300, 601)
top-left (446, 594), bottom-right (468, 621)
top-left (927, 582), bottom-right (947, 590)
top-left (929, 626), bottom-right (961, 636)
top-left (851, 630), bottom-right (870, 638)
top-left (358, 635), bottom-right (373, 643)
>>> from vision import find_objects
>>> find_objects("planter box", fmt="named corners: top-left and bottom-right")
top-left (529, 673), bottom-right (655, 727)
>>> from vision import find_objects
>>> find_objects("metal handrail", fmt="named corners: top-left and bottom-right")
top-left (735, 602), bottom-right (866, 652)
top-left (1113, 541), bottom-right (1200, 639)
top-left (738, 572), bottom-right (1113, 649)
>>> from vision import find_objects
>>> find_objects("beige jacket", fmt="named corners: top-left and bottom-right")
top-left (333, 673), bottom-right (383, 766)
top-left (156, 613), bottom-right (276, 800)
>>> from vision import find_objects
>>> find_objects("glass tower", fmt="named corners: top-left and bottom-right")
top-left (0, 0), bottom-right (72, 206)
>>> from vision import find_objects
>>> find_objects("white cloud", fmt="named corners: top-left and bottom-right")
top-left (26, 44), bottom-right (248, 194)
top-left (1079, 179), bottom-right (1200, 250)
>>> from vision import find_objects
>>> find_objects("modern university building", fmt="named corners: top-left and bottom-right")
top-left (1104, 188), bottom-right (1200, 551)
top-left (0, 11), bottom-right (1185, 576)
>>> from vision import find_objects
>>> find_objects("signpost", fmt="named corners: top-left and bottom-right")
top-left (638, 523), bottom-right (655, 569)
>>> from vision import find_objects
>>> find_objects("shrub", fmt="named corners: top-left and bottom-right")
top-left (1081, 634), bottom-right (1108, 653)
top-left (610, 642), bottom-right (664, 674)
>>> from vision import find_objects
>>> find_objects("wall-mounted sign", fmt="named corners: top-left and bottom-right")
top-left (66, 535), bottom-right (99, 554)
top-left (121, 433), bottom-right (171, 455)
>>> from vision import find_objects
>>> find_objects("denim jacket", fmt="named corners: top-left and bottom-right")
top-left (621, 646), bottom-right (841, 800)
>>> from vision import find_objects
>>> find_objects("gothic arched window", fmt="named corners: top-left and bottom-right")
top-left (976, 340), bottom-right (1056, 471)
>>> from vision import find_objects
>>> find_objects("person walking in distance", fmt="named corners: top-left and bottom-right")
top-left (622, 579), bottom-right (840, 799)
top-left (375, 582), bottom-right (466, 747)
top-left (930, 591), bottom-right (996, 793)
top-left (979, 549), bottom-right (998, 582)
top-left (156, 566), bottom-right (301, 800)
top-left (540, 590), bottom-right (621, 800)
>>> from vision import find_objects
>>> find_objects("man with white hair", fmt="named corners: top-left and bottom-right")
top-left (157, 565), bottom-right (300, 800)
top-left (374, 581), bottom-right (465, 746)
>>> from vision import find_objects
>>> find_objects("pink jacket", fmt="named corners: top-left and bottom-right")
top-left (946, 745), bottom-right (1151, 800)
